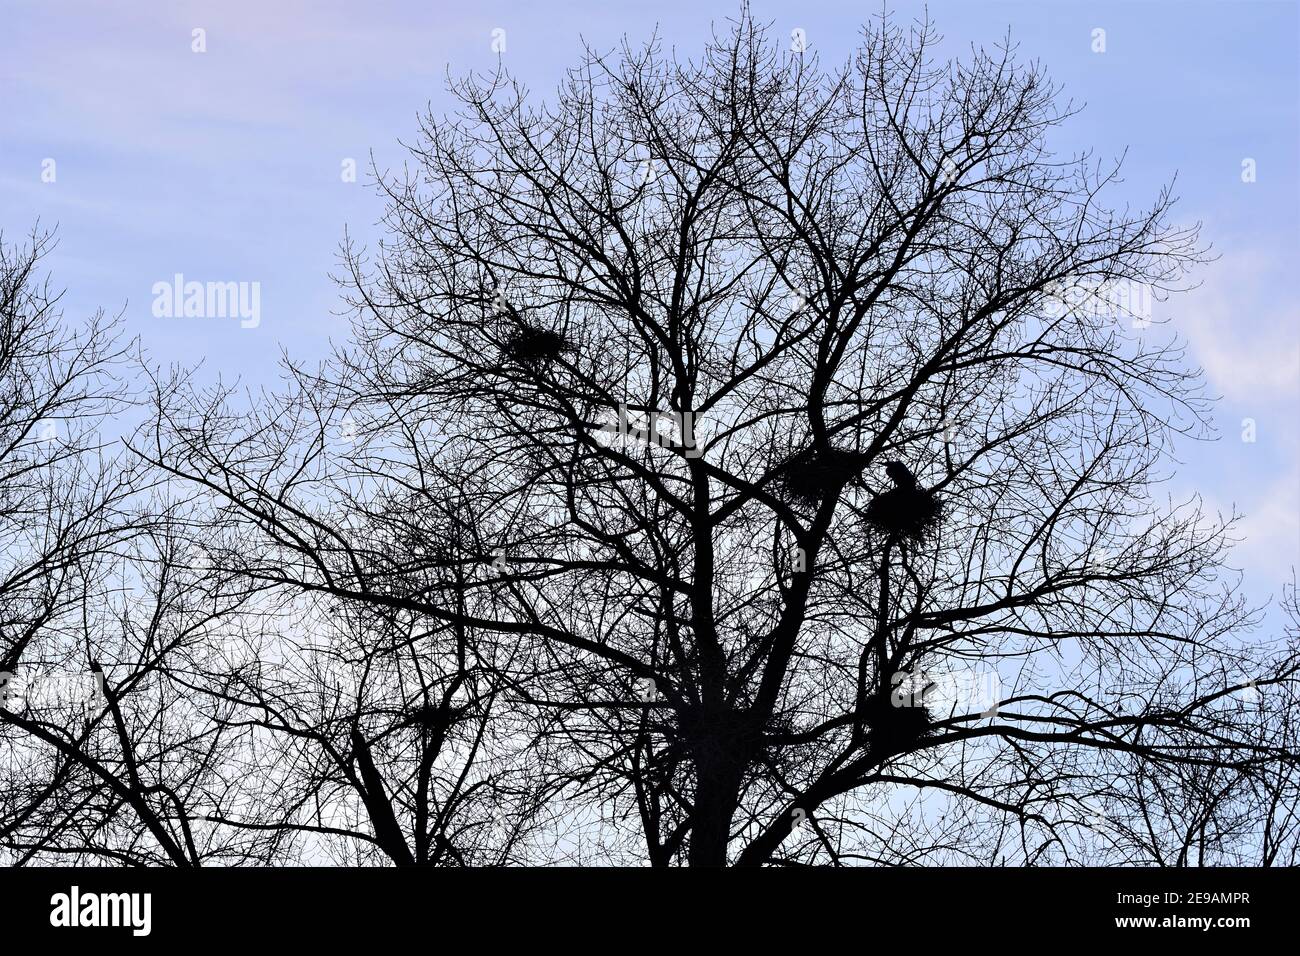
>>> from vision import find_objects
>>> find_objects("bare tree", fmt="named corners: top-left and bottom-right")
top-left (140, 12), bottom-right (1298, 866)
top-left (179, 589), bottom-right (554, 866)
top-left (0, 230), bottom-right (131, 676)
top-left (0, 233), bottom-right (265, 865)
top-left (134, 367), bottom-right (559, 865)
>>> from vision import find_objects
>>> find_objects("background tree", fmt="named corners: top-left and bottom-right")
top-left (0, 233), bottom-right (270, 865)
top-left (181, 585), bottom-right (554, 866)
top-left (138, 368), bottom-right (559, 865)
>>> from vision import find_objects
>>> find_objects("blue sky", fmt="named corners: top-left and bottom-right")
top-left (2, 0), bottom-right (1297, 612)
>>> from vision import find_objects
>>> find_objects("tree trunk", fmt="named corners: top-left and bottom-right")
top-left (688, 757), bottom-right (742, 866)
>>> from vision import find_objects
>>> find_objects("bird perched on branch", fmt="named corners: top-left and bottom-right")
top-left (884, 460), bottom-right (917, 491)
top-left (866, 459), bottom-right (942, 541)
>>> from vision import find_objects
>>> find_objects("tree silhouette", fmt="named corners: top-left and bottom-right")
top-left (113, 11), bottom-right (1300, 865)
top-left (0, 233), bottom-right (257, 865)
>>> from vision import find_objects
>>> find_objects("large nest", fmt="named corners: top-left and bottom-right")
top-left (859, 691), bottom-right (935, 757)
top-left (670, 704), bottom-right (763, 768)
top-left (398, 701), bottom-right (450, 732)
top-left (498, 325), bottom-right (571, 366)
top-left (774, 446), bottom-right (867, 505)
top-left (865, 485), bottom-right (942, 541)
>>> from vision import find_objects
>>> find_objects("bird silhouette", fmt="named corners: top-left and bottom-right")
top-left (884, 460), bottom-right (917, 491)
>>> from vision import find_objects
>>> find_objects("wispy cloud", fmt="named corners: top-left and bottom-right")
top-left (1179, 247), bottom-right (1300, 403)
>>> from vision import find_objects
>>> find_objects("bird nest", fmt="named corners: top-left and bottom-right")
top-left (865, 485), bottom-right (942, 541)
top-left (498, 325), bottom-right (571, 366)
top-left (671, 705), bottom-right (763, 766)
top-left (859, 692), bottom-right (935, 757)
top-left (399, 702), bottom-right (448, 731)
top-left (773, 446), bottom-right (867, 504)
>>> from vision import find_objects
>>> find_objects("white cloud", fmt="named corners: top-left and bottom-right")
top-left (1177, 249), bottom-right (1300, 403)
